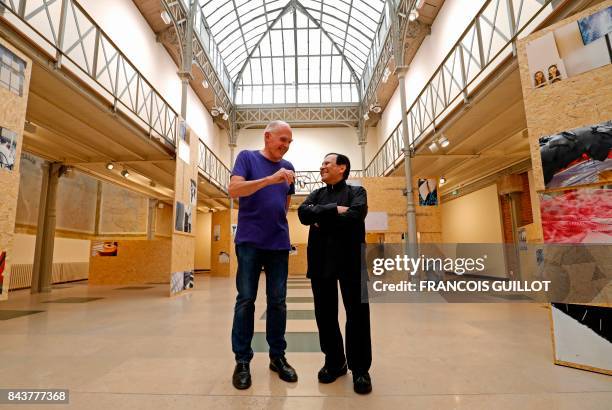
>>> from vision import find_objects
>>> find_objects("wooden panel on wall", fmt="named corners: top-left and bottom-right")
top-left (0, 39), bottom-right (32, 301)
top-left (88, 239), bottom-right (171, 285)
top-left (517, 1), bottom-right (612, 192)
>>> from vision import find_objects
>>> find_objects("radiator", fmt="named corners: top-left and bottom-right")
top-left (8, 263), bottom-right (89, 290)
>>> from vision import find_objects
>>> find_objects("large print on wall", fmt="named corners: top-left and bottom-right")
top-left (539, 120), bottom-right (612, 189)
top-left (418, 178), bottom-right (438, 206)
top-left (540, 188), bottom-right (611, 244)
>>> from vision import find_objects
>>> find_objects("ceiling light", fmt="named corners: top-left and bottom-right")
top-left (363, 112), bottom-right (369, 121)
top-left (202, 79), bottom-right (209, 88)
top-left (428, 141), bottom-right (439, 153)
top-left (160, 10), bottom-right (172, 25)
top-left (416, 0), bottom-right (426, 9)
top-left (222, 113), bottom-right (229, 121)
top-left (370, 102), bottom-right (382, 114)
top-left (105, 162), bottom-right (114, 170)
top-left (409, 10), bottom-right (419, 22)
top-left (439, 135), bottom-right (450, 148)
top-left (439, 177), bottom-right (446, 185)
top-left (121, 169), bottom-right (130, 178)
top-left (211, 107), bottom-right (219, 116)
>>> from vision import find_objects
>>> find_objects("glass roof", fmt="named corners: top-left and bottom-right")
top-left (199, 0), bottom-right (387, 104)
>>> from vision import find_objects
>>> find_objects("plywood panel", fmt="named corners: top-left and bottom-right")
top-left (288, 243), bottom-right (307, 276)
top-left (517, 1), bottom-right (612, 192)
top-left (210, 209), bottom-right (231, 276)
top-left (0, 39), bottom-right (32, 300)
top-left (89, 239), bottom-right (171, 285)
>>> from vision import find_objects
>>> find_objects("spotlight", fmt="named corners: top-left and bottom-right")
top-left (439, 177), bottom-right (447, 185)
top-left (106, 162), bottom-right (114, 170)
top-left (409, 10), bottom-right (419, 22)
top-left (160, 10), bottom-right (172, 25)
top-left (370, 102), bottom-right (382, 114)
top-left (202, 79), bottom-right (209, 88)
top-left (211, 107), bottom-right (219, 116)
top-left (363, 112), bottom-right (369, 121)
top-left (382, 67), bottom-right (391, 83)
top-left (428, 141), bottom-right (439, 153)
top-left (121, 169), bottom-right (130, 178)
top-left (222, 112), bottom-right (229, 121)
top-left (439, 135), bottom-right (450, 148)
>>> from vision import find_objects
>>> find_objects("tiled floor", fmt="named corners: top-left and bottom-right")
top-left (0, 275), bottom-right (610, 409)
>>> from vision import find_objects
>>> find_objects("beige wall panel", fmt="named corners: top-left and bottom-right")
top-left (194, 211), bottom-right (211, 270)
top-left (170, 126), bottom-right (199, 286)
top-left (288, 244), bottom-right (308, 276)
top-left (89, 239), bottom-right (171, 285)
top-left (170, 234), bottom-right (195, 273)
top-left (210, 209), bottom-right (231, 276)
top-left (0, 39), bottom-right (31, 300)
top-left (517, 1), bottom-right (612, 192)
top-left (155, 202), bottom-right (173, 238)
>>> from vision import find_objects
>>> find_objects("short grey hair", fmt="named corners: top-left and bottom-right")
top-left (264, 120), bottom-right (291, 135)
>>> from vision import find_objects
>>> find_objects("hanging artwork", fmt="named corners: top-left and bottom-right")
top-left (0, 127), bottom-right (18, 171)
top-left (0, 250), bottom-right (7, 300)
top-left (175, 201), bottom-right (185, 232)
top-left (190, 179), bottom-right (197, 205)
top-left (418, 178), bottom-right (438, 206)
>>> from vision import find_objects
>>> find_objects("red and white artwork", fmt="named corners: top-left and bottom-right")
top-left (540, 189), bottom-right (612, 243)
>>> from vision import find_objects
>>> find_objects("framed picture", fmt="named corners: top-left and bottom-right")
top-left (539, 120), bottom-right (612, 189)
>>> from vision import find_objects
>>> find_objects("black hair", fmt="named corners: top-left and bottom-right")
top-left (325, 152), bottom-right (351, 180)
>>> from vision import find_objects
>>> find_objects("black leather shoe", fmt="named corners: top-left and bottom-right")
top-left (318, 362), bottom-right (348, 383)
top-left (269, 356), bottom-right (298, 382)
top-left (232, 362), bottom-right (251, 390)
top-left (353, 372), bottom-right (372, 394)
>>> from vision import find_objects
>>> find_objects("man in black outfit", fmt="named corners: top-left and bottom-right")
top-left (297, 153), bottom-right (372, 394)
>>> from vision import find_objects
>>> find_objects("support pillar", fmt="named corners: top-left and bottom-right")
top-left (179, 0), bottom-right (197, 119)
top-left (396, 67), bottom-right (418, 254)
top-left (31, 163), bottom-right (63, 293)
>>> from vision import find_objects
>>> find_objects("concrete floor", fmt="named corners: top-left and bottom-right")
top-left (0, 275), bottom-right (610, 409)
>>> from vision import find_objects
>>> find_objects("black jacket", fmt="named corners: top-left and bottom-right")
top-left (297, 180), bottom-right (367, 279)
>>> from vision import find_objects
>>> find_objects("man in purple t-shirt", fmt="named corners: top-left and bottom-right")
top-left (228, 120), bottom-right (297, 390)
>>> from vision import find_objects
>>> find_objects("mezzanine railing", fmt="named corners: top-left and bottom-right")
top-left (365, 0), bottom-right (554, 177)
top-left (0, 0), bottom-right (180, 145)
top-left (198, 139), bottom-right (230, 194)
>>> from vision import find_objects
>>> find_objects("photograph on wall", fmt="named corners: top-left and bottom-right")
top-left (539, 120), bottom-right (612, 189)
top-left (418, 178), bottom-right (438, 206)
top-left (190, 179), bottom-right (197, 205)
top-left (175, 201), bottom-right (185, 232)
top-left (213, 224), bottom-right (221, 241)
top-left (0, 127), bottom-right (18, 171)
top-left (540, 188), bottom-right (611, 244)
top-left (91, 241), bottom-right (119, 256)
top-left (183, 270), bottom-right (194, 290)
top-left (0, 250), bottom-right (7, 300)
top-left (184, 205), bottom-right (192, 233)
top-left (525, 7), bottom-right (611, 89)
top-left (170, 271), bottom-right (184, 295)
top-left (577, 6), bottom-right (612, 47)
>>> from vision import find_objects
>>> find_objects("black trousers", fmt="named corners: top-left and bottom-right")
top-left (311, 275), bottom-right (372, 375)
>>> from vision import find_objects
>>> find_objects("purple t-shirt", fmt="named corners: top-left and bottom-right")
top-left (232, 150), bottom-right (295, 250)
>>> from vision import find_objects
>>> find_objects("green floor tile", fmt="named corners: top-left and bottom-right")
top-left (252, 332), bottom-right (320, 352)
top-left (261, 310), bottom-right (315, 320)
top-left (286, 296), bottom-right (314, 303)
top-left (0, 310), bottom-right (45, 320)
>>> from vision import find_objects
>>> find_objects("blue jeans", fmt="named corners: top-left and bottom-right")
top-left (231, 243), bottom-right (288, 363)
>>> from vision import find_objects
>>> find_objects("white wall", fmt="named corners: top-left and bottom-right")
top-left (12, 234), bottom-right (90, 264)
top-left (441, 184), bottom-right (504, 244)
top-left (236, 127), bottom-right (362, 171)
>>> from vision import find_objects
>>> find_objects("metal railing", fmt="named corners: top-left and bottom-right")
top-left (365, 0), bottom-right (554, 177)
top-left (0, 0), bottom-right (180, 145)
top-left (295, 170), bottom-right (364, 195)
top-left (162, 0), bottom-right (233, 115)
top-left (198, 139), bottom-right (230, 194)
